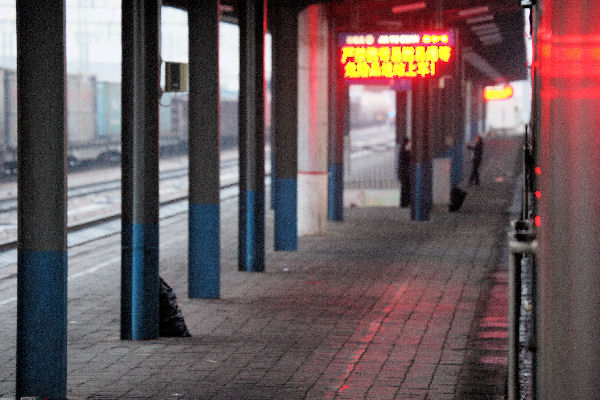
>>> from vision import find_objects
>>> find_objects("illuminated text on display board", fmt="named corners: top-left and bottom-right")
top-left (339, 32), bottom-right (454, 82)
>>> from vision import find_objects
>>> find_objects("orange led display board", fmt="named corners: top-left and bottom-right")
top-left (483, 84), bottom-right (514, 101)
top-left (339, 32), bottom-right (455, 84)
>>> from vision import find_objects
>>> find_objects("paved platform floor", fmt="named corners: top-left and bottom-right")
top-left (0, 136), bottom-right (520, 399)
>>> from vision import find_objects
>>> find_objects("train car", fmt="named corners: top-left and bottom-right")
top-left (169, 92), bottom-right (240, 150)
top-left (68, 74), bottom-right (121, 165)
top-left (220, 91), bottom-right (238, 148)
top-left (1, 68), bottom-right (17, 174)
top-left (0, 66), bottom-right (243, 175)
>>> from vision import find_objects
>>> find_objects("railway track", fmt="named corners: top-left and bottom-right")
top-left (0, 124), bottom-right (395, 252)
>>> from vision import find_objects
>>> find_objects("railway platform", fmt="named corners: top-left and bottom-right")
top-left (0, 136), bottom-right (519, 399)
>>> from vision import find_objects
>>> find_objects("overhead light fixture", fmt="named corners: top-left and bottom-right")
top-left (392, 2), bottom-right (427, 14)
top-left (376, 20), bottom-right (405, 27)
top-left (481, 36), bottom-right (503, 45)
top-left (458, 6), bottom-right (489, 17)
top-left (479, 33), bottom-right (502, 41)
top-left (472, 26), bottom-right (500, 36)
top-left (471, 23), bottom-right (498, 32)
top-left (466, 14), bottom-right (494, 24)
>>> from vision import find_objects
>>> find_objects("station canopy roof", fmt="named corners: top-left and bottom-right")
top-left (164, 0), bottom-right (527, 83)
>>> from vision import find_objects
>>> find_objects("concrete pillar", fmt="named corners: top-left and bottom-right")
top-left (271, 4), bottom-right (299, 250)
top-left (121, 0), bottom-right (161, 340)
top-left (464, 80), bottom-right (472, 142)
top-left (298, 4), bottom-right (329, 235)
top-left (396, 90), bottom-right (410, 207)
top-left (238, 0), bottom-right (266, 271)
top-left (328, 20), bottom-right (344, 222)
top-left (188, 0), bottom-right (220, 297)
top-left (537, 0), bottom-right (600, 398)
top-left (395, 90), bottom-right (409, 144)
top-left (16, 2), bottom-right (67, 397)
top-left (477, 82), bottom-right (486, 133)
top-left (411, 78), bottom-right (432, 221)
top-left (472, 83), bottom-right (482, 135)
top-left (448, 76), bottom-right (464, 189)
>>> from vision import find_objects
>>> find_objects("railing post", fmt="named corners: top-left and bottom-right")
top-left (508, 220), bottom-right (538, 400)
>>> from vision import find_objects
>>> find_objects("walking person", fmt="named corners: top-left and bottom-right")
top-left (398, 137), bottom-right (411, 207)
top-left (467, 134), bottom-right (484, 186)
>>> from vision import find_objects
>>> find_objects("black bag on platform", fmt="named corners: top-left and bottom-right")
top-left (448, 187), bottom-right (467, 212)
top-left (159, 277), bottom-right (191, 337)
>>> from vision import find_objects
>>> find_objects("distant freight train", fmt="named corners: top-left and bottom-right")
top-left (0, 67), bottom-right (239, 175)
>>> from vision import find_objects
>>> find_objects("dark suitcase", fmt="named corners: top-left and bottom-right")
top-left (448, 187), bottom-right (467, 212)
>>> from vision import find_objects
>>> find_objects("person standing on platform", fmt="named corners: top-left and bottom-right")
top-left (467, 134), bottom-right (484, 186)
top-left (398, 137), bottom-right (411, 207)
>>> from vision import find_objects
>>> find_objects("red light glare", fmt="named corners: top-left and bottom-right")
top-left (483, 85), bottom-right (514, 101)
top-left (535, 216), bottom-right (541, 227)
top-left (535, 191), bottom-right (541, 199)
top-left (535, 167), bottom-right (541, 175)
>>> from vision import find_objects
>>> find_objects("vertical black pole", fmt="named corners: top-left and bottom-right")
top-left (271, 3), bottom-right (298, 249)
top-left (239, 0), bottom-right (266, 271)
top-left (188, 0), bottom-right (221, 298)
top-left (121, 0), bottom-right (160, 340)
top-left (16, 1), bottom-right (68, 398)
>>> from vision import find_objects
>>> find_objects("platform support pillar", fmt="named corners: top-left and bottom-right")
top-left (410, 78), bottom-right (432, 221)
top-left (298, 4), bottom-right (329, 235)
top-left (271, 4), bottom-right (299, 250)
top-left (238, 0), bottom-right (266, 271)
top-left (16, 2), bottom-right (67, 398)
top-left (464, 79), bottom-right (473, 142)
top-left (537, 1), bottom-right (600, 398)
top-left (121, 0), bottom-right (160, 340)
top-left (328, 20), bottom-right (344, 222)
top-left (396, 90), bottom-right (410, 207)
top-left (188, 0), bottom-right (220, 297)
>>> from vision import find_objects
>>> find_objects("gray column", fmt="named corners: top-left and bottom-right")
top-left (188, 0), bottom-right (220, 297)
top-left (464, 80), bottom-right (472, 143)
top-left (298, 4), bottom-right (329, 235)
top-left (410, 78), bottom-right (433, 221)
top-left (396, 90), bottom-right (410, 207)
top-left (121, 0), bottom-right (161, 340)
top-left (271, 4), bottom-right (299, 250)
top-left (537, 0), bottom-right (600, 398)
top-left (238, 0), bottom-right (266, 271)
top-left (328, 19), bottom-right (344, 222)
top-left (16, 2), bottom-right (67, 398)
top-left (395, 91), bottom-right (408, 145)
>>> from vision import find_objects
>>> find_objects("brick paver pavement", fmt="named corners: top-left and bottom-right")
top-left (0, 136), bottom-right (520, 399)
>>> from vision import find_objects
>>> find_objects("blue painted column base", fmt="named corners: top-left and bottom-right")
top-left (189, 203), bottom-right (220, 298)
top-left (411, 161), bottom-right (433, 221)
top-left (239, 190), bottom-right (265, 272)
top-left (17, 250), bottom-right (68, 399)
top-left (131, 223), bottom-right (159, 340)
top-left (121, 225), bottom-right (133, 340)
top-left (328, 164), bottom-right (344, 221)
top-left (274, 177), bottom-right (297, 251)
top-left (444, 142), bottom-right (464, 190)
